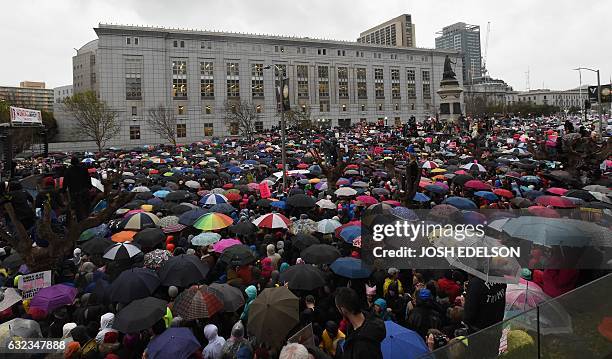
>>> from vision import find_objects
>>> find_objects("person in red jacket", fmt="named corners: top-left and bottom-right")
top-left (437, 270), bottom-right (461, 304)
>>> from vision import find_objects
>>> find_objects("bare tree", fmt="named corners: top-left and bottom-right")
top-left (224, 100), bottom-right (260, 141)
top-left (63, 91), bottom-right (120, 152)
top-left (147, 105), bottom-right (177, 145)
top-left (284, 105), bottom-right (313, 130)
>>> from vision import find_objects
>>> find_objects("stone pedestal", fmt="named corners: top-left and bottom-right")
top-left (437, 78), bottom-right (464, 123)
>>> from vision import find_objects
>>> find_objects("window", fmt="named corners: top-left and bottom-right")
top-left (275, 46), bottom-right (279, 52)
top-left (411, 103), bottom-right (415, 110)
top-left (178, 105), bottom-right (185, 115)
top-left (134, 37), bottom-right (139, 45)
top-left (342, 104), bottom-right (347, 112)
top-left (172, 59), bottom-right (188, 98)
top-left (378, 103), bottom-right (383, 111)
top-left (226, 62), bottom-right (240, 98)
top-left (204, 123), bottom-right (214, 136)
top-left (129, 125), bottom-right (140, 140)
top-left (422, 70), bottom-right (431, 100)
top-left (180, 41), bottom-right (185, 48)
top-left (406, 69), bottom-right (416, 99)
top-left (251, 63), bottom-right (264, 98)
top-left (126, 37), bottom-right (131, 45)
top-left (391, 69), bottom-right (400, 99)
top-left (280, 46), bottom-right (284, 53)
top-left (254, 121), bottom-right (264, 132)
top-left (361, 104), bottom-right (365, 111)
top-left (394, 103), bottom-right (399, 111)
top-left (173, 40), bottom-right (178, 47)
top-left (317, 48), bottom-right (327, 55)
top-left (357, 68), bottom-right (367, 99)
top-left (125, 56), bottom-right (143, 100)
top-left (256, 105), bottom-right (262, 113)
top-left (319, 100), bottom-right (329, 112)
top-left (297, 65), bottom-right (309, 98)
top-left (200, 61), bottom-right (214, 98)
top-left (337, 50), bottom-right (346, 56)
top-left (201, 41), bottom-right (212, 49)
top-left (301, 104), bottom-right (307, 113)
top-left (131, 106), bottom-right (137, 116)
top-left (177, 124), bottom-right (187, 138)
top-left (374, 68), bottom-right (384, 99)
top-left (318, 66), bottom-right (329, 98)
top-left (338, 67), bottom-right (349, 99)
top-left (205, 105), bottom-right (212, 114)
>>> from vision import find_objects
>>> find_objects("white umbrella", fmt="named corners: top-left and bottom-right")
top-left (103, 242), bottom-right (142, 260)
top-left (91, 178), bottom-right (104, 192)
top-left (335, 187), bottom-right (357, 197)
top-left (317, 219), bottom-right (342, 234)
top-left (185, 180), bottom-right (201, 190)
top-left (461, 162), bottom-right (487, 172)
top-left (316, 199), bottom-right (336, 210)
top-left (131, 186), bottom-right (151, 193)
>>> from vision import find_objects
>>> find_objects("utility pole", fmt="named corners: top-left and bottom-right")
top-left (265, 65), bottom-right (288, 191)
top-left (574, 67), bottom-right (603, 136)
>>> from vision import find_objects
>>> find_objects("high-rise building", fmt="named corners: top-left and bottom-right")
top-left (54, 85), bottom-right (73, 103)
top-left (435, 22), bottom-right (481, 84)
top-left (357, 15), bottom-right (416, 47)
top-left (72, 39), bottom-right (98, 95)
top-left (0, 81), bottom-right (54, 112)
top-left (57, 24), bottom-right (460, 145)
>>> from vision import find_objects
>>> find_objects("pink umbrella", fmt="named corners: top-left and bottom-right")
top-left (535, 195), bottom-right (576, 208)
top-left (546, 187), bottom-right (568, 196)
top-left (212, 238), bottom-right (242, 253)
top-left (356, 195), bottom-right (378, 206)
top-left (527, 206), bottom-right (560, 218)
top-left (383, 200), bottom-right (401, 207)
top-left (247, 183), bottom-right (260, 191)
top-left (506, 279), bottom-right (549, 312)
top-left (432, 181), bottom-right (449, 190)
top-left (464, 180), bottom-right (492, 191)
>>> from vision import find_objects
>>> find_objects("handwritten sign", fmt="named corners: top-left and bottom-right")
top-left (259, 182), bottom-right (271, 199)
top-left (18, 270), bottom-right (52, 299)
top-left (287, 323), bottom-right (315, 348)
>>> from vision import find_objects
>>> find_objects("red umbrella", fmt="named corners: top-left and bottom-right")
top-left (356, 195), bottom-right (378, 206)
top-left (222, 183), bottom-right (234, 189)
top-left (464, 180), bottom-right (492, 191)
top-left (546, 187), bottom-right (568, 196)
top-left (172, 285), bottom-right (223, 320)
top-left (296, 163), bottom-right (309, 169)
top-left (527, 206), bottom-right (560, 218)
top-left (454, 170), bottom-right (468, 175)
top-left (493, 189), bottom-right (515, 199)
top-left (345, 164), bottom-right (359, 170)
top-left (225, 192), bottom-right (242, 202)
top-left (535, 195), bottom-right (576, 208)
top-left (252, 213), bottom-right (291, 229)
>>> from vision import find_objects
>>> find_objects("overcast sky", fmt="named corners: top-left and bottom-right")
top-left (1, 0), bottom-right (610, 91)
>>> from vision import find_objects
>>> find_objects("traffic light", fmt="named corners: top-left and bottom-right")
top-left (585, 99), bottom-right (591, 110)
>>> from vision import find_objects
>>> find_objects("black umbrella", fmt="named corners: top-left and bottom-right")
top-left (113, 297), bottom-right (168, 333)
top-left (165, 191), bottom-right (191, 202)
top-left (291, 233), bottom-right (320, 251)
top-left (103, 242), bottom-right (142, 261)
top-left (171, 203), bottom-right (194, 215)
top-left (208, 283), bottom-right (246, 312)
top-left (178, 208), bottom-right (207, 226)
top-left (80, 237), bottom-right (114, 256)
top-left (133, 228), bottom-right (166, 248)
top-left (109, 268), bottom-right (160, 304)
top-left (280, 264), bottom-right (326, 290)
top-left (228, 221), bottom-right (258, 235)
top-left (219, 245), bottom-right (256, 266)
top-left (289, 188), bottom-right (305, 196)
top-left (565, 189), bottom-right (596, 202)
top-left (286, 194), bottom-right (316, 208)
top-left (452, 174), bottom-right (474, 186)
top-left (125, 200), bottom-right (146, 210)
top-left (365, 202), bottom-right (392, 216)
top-left (134, 192), bottom-right (154, 200)
top-left (207, 203), bottom-right (237, 214)
top-left (157, 254), bottom-right (210, 287)
top-left (256, 198), bottom-right (272, 208)
top-left (301, 244), bottom-right (341, 265)
top-left (1, 252), bottom-right (24, 271)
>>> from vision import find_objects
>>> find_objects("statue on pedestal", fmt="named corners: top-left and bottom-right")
top-left (442, 55), bottom-right (456, 81)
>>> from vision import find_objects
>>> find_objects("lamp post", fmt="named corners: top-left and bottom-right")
top-left (264, 65), bottom-right (288, 191)
top-left (573, 67), bottom-right (602, 135)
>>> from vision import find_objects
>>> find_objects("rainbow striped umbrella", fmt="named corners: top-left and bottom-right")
top-left (193, 213), bottom-right (234, 231)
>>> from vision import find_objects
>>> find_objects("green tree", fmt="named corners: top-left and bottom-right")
top-left (63, 91), bottom-right (120, 152)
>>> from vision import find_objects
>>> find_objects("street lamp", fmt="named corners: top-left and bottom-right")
top-left (573, 67), bottom-right (603, 135)
top-left (264, 65), bottom-right (288, 191)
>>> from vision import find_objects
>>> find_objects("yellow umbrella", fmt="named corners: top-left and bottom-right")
top-left (431, 168), bottom-right (447, 173)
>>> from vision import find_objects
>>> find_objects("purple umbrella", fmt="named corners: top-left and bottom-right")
top-left (146, 327), bottom-right (200, 359)
top-left (212, 238), bottom-right (242, 253)
top-left (29, 284), bottom-right (78, 313)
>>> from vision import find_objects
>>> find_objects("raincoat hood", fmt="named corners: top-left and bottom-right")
top-left (245, 285), bottom-right (257, 301)
top-left (373, 298), bottom-right (387, 311)
top-left (204, 324), bottom-right (219, 341)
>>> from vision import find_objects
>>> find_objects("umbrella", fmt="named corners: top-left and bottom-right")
top-left (280, 264), bottom-right (326, 290)
top-left (132, 186), bottom-right (151, 193)
top-left (229, 221), bottom-right (258, 235)
top-left (301, 244), bottom-right (341, 264)
top-left (424, 184), bottom-right (448, 195)
top-left (330, 257), bottom-right (372, 279)
top-left (291, 233), bottom-right (320, 250)
top-left (335, 187), bottom-right (357, 197)
top-left (442, 196), bottom-right (477, 210)
top-left (564, 189), bottom-right (596, 202)
top-left (179, 208), bottom-right (208, 226)
top-left (212, 238), bottom-right (242, 253)
top-left (146, 327), bottom-right (201, 359)
top-left (184, 180), bottom-right (201, 190)
top-left (464, 180), bottom-right (492, 191)
top-left (493, 188), bottom-right (515, 199)
top-left (583, 185), bottom-right (611, 195)
top-left (316, 199), bottom-right (336, 210)
top-left (193, 212), bottom-right (234, 231)
top-left (474, 191), bottom-right (499, 201)
top-left (390, 207), bottom-right (419, 221)
top-left (0, 318), bottom-right (41, 346)
top-left (248, 286), bottom-right (299, 348)
top-left (352, 181), bottom-right (369, 188)
top-left (109, 268), bottom-right (160, 304)
top-left (546, 187), bottom-right (569, 196)
top-left (338, 226), bottom-right (361, 244)
top-left (103, 242), bottom-right (142, 260)
top-left (220, 244), bottom-right (256, 266)
top-left (290, 218), bottom-right (318, 235)
top-left (144, 249), bottom-right (172, 270)
top-left (157, 254), bottom-right (210, 287)
top-left (133, 228), bottom-right (166, 248)
top-left (430, 204), bottom-right (459, 218)
top-left (0, 288), bottom-right (22, 312)
top-left (112, 230), bottom-right (137, 243)
top-left (119, 212), bottom-right (160, 230)
top-left (317, 219), bottom-right (342, 234)
top-left (286, 194), bottom-right (316, 208)
top-left (381, 321), bottom-right (429, 359)
top-left (253, 213), bottom-right (291, 229)
top-left (535, 195), bottom-right (576, 208)
top-left (172, 285), bottom-right (223, 320)
top-left (527, 206), bottom-right (560, 218)
top-left (506, 279), bottom-right (548, 312)
top-left (208, 283), bottom-right (246, 312)
top-left (452, 174), bottom-right (474, 186)
top-left (421, 160), bottom-right (438, 169)
top-left (191, 232), bottom-right (221, 246)
top-left (78, 224), bottom-right (109, 242)
top-left (461, 162), bottom-right (487, 172)
top-left (511, 197), bottom-right (533, 208)
top-left (153, 190), bottom-right (170, 198)
top-left (500, 217), bottom-right (611, 247)
top-left (165, 190), bottom-right (192, 202)
top-left (208, 203), bottom-right (237, 214)
top-left (80, 237), bottom-right (114, 255)
top-left (413, 192), bottom-right (431, 202)
top-left (113, 297), bottom-right (168, 333)
top-left (356, 195), bottom-right (379, 206)
top-left (29, 284), bottom-right (78, 313)
top-left (200, 193), bottom-right (228, 206)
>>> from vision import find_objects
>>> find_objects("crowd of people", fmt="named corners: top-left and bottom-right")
top-left (0, 115), bottom-right (610, 359)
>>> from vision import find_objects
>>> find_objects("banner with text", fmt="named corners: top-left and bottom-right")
top-left (10, 106), bottom-right (43, 125)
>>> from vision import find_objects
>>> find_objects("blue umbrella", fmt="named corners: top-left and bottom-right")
top-left (338, 226), bottom-right (361, 243)
top-left (92, 200), bottom-right (108, 213)
top-left (425, 184), bottom-right (448, 194)
top-left (330, 258), bottom-right (372, 279)
top-left (520, 175), bottom-right (541, 184)
top-left (146, 328), bottom-right (200, 359)
top-left (270, 201), bottom-right (287, 210)
top-left (412, 192), bottom-right (430, 202)
top-left (199, 194), bottom-right (228, 206)
top-left (474, 191), bottom-right (499, 201)
top-left (524, 190), bottom-right (545, 200)
top-left (227, 166), bottom-right (242, 174)
top-left (178, 208), bottom-right (207, 226)
top-left (153, 190), bottom-right (170, 198)
top-left (461, 210), bottom-right (487, 225)
top-left (244, 159), bottom-right (259, 165)
top-left (442, 196), bottom-right (477, 210)
top-left (390, 207), bottom-right (419, 221)
top-left (147, 197), bottom-right (164, 207)
top-left (381, 321), bottom-right (429, 359)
